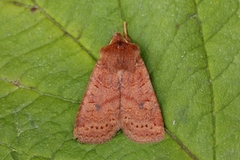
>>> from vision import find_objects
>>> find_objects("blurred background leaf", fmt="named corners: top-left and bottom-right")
top-left (0, 0), bottom-right (239, 159)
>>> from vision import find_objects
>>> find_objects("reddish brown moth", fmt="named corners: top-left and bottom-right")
top-left (74, 22), bottom-right (165, 143)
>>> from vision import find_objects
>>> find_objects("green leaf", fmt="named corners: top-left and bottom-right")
top-left (0, 0), bottom-right (239, 159)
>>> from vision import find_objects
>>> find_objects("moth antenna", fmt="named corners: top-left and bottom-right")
top-left (123, 22), bottom-right (130, 42)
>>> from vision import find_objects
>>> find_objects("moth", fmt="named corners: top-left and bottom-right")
top-left (74, 22), bottom-right (165, 143)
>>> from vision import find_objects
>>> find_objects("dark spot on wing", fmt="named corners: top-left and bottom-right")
top-left (139, 102), bottom-right (144, 109)
top-left (95, 104), bottom-right (101, 111)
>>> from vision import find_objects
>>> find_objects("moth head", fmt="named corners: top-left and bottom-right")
top-left (109, 33), bottom-right (129, 45)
